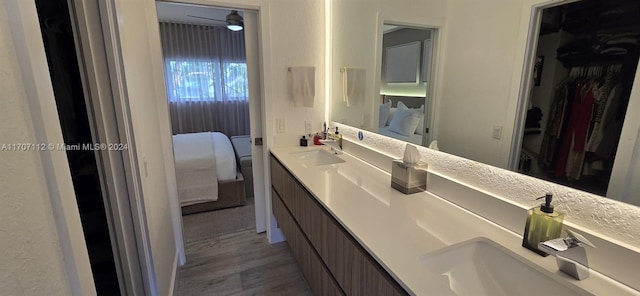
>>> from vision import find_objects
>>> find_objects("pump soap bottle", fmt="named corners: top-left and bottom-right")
top-left (522, 193), bottom-right (564, 256)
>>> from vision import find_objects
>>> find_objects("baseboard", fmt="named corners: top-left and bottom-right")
top-left (269, 213), bottom-right (286, 243)
top-left (169, 250), bottom-right (179, 296)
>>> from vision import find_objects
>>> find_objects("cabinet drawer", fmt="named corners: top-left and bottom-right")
top-left (270, 154), bottom-right (407, 296)
top-left (272, 189), bottom-right (344, 296)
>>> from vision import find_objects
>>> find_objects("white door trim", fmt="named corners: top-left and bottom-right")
top-left (97, 1), bottom-right (158, 294)
top-left (243, 10), bottom-right (267, 233)
top-left (68, 0), bottom-right (147, 294)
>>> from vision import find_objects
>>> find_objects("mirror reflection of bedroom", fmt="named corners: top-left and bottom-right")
top-left (378, 25), bottom-right (435, 147)
top-left (156, 3), bottom-right (256, 246)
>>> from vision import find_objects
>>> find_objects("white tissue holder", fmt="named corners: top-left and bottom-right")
top-left (391, 160), bottom-right (428, 194)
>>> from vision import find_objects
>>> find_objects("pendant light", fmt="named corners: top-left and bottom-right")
top-left (226, 10), bottom-right (243, 31)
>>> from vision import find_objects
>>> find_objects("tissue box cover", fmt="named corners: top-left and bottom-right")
top-left (391, 160), bottom-right (427, 194)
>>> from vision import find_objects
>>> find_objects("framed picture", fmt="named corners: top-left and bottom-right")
top-left (385, 41), bottom-right (421, 83)
top-left (534, 56), bottom-right (544, 86)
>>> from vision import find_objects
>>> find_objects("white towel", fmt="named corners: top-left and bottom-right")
top-left (289, 66), bottom-right (315, 107)
top-left (342, 67), bottom-right (365, 107)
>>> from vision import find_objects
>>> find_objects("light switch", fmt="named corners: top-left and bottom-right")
top-left (492, 126), bottom-right (503, 140)
top-left (276, 118), bottom-right (285, 133)
top-left (305, 120), bottom-right (313, 134)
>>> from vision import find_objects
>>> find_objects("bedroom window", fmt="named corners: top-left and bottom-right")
top-left (159, 22), bottom-right (250, 136)
top-left (165, 59), bottom-right (248, 102)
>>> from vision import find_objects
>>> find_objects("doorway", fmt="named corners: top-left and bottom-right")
top-left (155, 2), bottom-right (265, 243)
top-left (513, 0), bottom-right (640, 196)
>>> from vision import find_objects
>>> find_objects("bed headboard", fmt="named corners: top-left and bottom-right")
top-left (382, 95), bottom-right (425, 108)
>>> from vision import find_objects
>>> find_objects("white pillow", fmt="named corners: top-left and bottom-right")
top-left (415, 105), bottom-right (425, 134)
top-left (388, 102), bottom-right (421, 136)
top-left (378, 101), bottom-right (392, 128)
top-left (415, 116), bottom-right (425, 134)
top-left (386, 108), bottom-right (397, 126)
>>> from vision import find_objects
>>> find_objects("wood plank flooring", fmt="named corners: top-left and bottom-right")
top-left (177, 204), bottom-right (311, 295)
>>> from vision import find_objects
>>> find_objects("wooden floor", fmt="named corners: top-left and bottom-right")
top-left (177, 206), bottom-right (312, 295)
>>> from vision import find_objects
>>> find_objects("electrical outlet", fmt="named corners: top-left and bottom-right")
top-left (305, 120), bottom-right (313, 134)
top-left (363, 114), bottom-right (372, 127)
top-left (276, 118), bottom-right (285, 133)
top-left (143, 156), bottom-right (148, 178)
top-left (492, 126), bottom-right (503, 140)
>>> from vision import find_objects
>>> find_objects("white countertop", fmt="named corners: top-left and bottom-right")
top-left (270, 145), bottom-right (640, 296)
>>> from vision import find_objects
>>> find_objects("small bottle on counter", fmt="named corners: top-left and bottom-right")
top-left (300, 135), bottom-right (308, 147)
top-left (313, 133), bottom-right (322, 145)
top-left (322, 122), bottom-right (328, 140)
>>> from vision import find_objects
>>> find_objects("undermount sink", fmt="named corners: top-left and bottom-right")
top-left (293, 149), bottom-right (346, 167)
top-left (419, 238), bottom-right (589, 296)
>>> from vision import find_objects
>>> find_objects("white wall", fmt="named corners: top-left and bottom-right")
top-left (436, 0), bottom-right (524, 168)
top-left (268, 0), bottom-right (326, 146)
top-left (0, 9), bottom-right (70, 296)
top-left (111, 0), bottom-right (179, 294)
top-left (0, 1), bottom-right (95, 295)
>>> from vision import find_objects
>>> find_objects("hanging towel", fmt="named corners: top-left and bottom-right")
top-left (342, 67), bottom-right (365, 107)
top-left (289, 66), bottom-right (315, 107)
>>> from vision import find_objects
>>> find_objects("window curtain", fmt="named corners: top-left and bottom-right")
top-left (159, 22), bottom-right (250, 136)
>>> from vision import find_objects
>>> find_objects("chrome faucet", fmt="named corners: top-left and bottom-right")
top-left (537, 230), bottom-right (596, 280)
top-left (320, 134), bottom-right (342, 154)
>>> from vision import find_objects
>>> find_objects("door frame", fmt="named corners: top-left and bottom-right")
top-left (243, 9), bottom-right (268, 233)
top-left (69, 0), bottom-right (150, 294)
top-left (509, 0), bottom-right (640, 201)
top-left (372, 13), bottom-right (446, 147)
top-left (507, 0), bottom-right (582, 170)
top-left (154, 0), bottom-right (270, 235)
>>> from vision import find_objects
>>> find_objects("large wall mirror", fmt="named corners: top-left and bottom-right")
top-left (330, 0), bottom-right (640, 207)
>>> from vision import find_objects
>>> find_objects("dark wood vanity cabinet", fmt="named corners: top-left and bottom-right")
top-left (270, 154), bottom-right (408, 296)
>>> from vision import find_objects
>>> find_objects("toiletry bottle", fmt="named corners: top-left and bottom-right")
top-left (334, 127), bottom-right (342, 148)
top-left (522, 193), bottom-right (564, 256)
top-left (300, 135), bottom-right (308, 147)
top-left (322, 122), bottom-right (327, 140)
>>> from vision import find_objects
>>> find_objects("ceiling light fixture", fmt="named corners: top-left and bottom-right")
top-left (226, 10), bottom-right (244, 31)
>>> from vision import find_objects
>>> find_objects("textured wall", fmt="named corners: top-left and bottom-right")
top-left (0, 3), bottom-right (70, 294)
top-left (337, 124), bottom-right (640, 248)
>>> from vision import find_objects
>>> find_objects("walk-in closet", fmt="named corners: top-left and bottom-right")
top-left (520, 0), bottom-right (640, 196)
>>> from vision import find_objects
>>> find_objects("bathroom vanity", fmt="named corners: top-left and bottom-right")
top-left (270, 146), bottom-right (639, 296)
top-left (271, 153), bottom-right (406, 295)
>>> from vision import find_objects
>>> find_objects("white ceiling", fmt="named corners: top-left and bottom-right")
top-left (156, 2), bottom-right (244, 26)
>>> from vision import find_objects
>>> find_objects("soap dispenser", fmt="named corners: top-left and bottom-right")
top-left (522, 193), bottom-right (564, 256)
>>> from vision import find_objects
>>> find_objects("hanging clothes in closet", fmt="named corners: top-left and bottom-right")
top-left (539, 65), bottom-right (623, 180)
